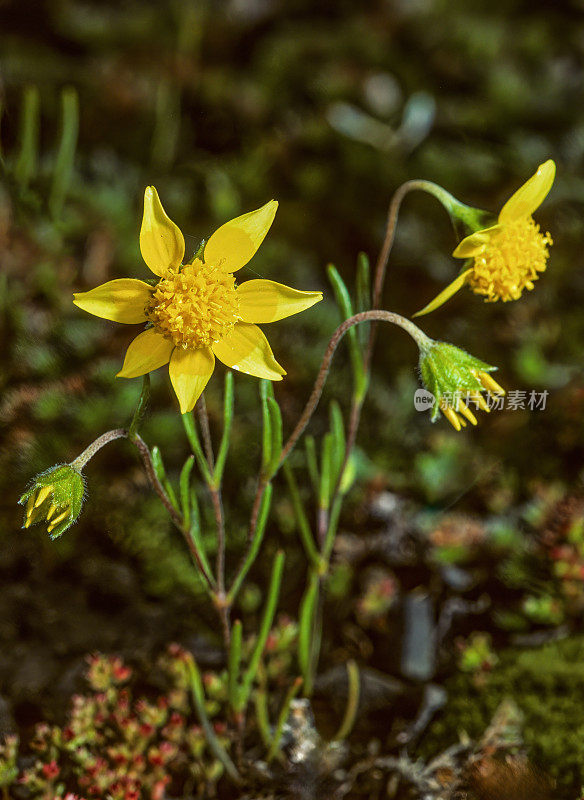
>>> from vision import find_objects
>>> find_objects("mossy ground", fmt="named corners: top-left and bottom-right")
top-left (424, 636), bottom-right (584, 796)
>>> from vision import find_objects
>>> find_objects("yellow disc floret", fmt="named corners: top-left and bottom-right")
top-left (468, 217), bottom-right (552, 303)
top-left (148, 258), bottom-right (240, 349)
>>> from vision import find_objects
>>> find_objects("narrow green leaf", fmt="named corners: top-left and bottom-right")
top-left (355, 252), bottom-right (371, 347)
top-left (319, 433), bottom-right (333, 510)
top-left (304, 435), bottom-right (320, 495)
top-left (227, 483), bottom-right (273, 603)
top-left (267, 677), bottom-right (303, 761)
top-left (328, 400), bottom-right (346, 484)
top-left (189, 487), bottom-right (201, 536)
top-left (298, 570), bottom-right (319, 689)
top-left (323, 495), bottom-right (343, 564)
top-left (151, 445), bottom-right (178, 508)
top-left (260, 381), bottom-right (273, 478)
top-left (239, 550), bottom-right (285, 708)
top-left (213, 372), bottom-right (234, 486)
top-left (181, 412), bottom-right (213, 486)
top-left (327, 263), bottom-right (368, 401)
top-left (188, 488), bottom-right (212, 578)
top-left (332, 660), bottom-right (360, 741)
top-left (267, 397), bottom-right (283, 478)
top-left (14, 86), bottom-right (40, 191)
top-left (180, 456), bottom-right (195, 529)
top-left (228, 619), bottom-right (243, 712)
top-left (49, 87), bottom-right (79, 218)
top-left (188, 658), bottom-right (240, 782)
top-left (253, 683), bottom-right (272, 749)
top-left (282, 462), bottom-right (321, 569)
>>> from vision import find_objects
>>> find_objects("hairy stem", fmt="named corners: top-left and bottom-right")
top-left (280, 310), bottom-right (429, 465)
top-left (70, 428), bottom-right (127, 470)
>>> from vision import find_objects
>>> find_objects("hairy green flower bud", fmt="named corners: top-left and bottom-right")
top-left (418, 340), bottom-right (505, 431)
top-left (19, 464), bottom-right (85, 539)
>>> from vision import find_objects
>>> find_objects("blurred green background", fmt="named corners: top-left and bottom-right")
top-left (1, 0), bottom-right (584, 787)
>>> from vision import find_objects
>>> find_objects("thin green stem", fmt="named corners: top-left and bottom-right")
top-left (332, 660), bottom-right (360, 741)
top-left (228, 619), bottom-right (243, 712)
top-left (188, 659), bottom-right (240, 783)
top-left (238, 551), bottom-right (285, 708)
top-left (282, 463), bottom-right (322, 571)
top-left (181, 412), bottom-right (213, 485)
top-left (228, 483), bottom-right (273, 603)
top-left (267, 677), bottom-right (303, 762)
top-left (128, 375), bottom-right (150, 442)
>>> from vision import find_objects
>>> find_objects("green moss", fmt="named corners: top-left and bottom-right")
top-left (422, 636), bottom-right (584, 797)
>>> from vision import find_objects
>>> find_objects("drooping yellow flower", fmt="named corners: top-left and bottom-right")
top-left (419, 340), bottom-right (506, 431)
top-left (74, 188), bottom-right (322, 413)
top-left (19, 465), bottom-right (85, 539)
top-left (414, 160), bottom-right (555, 316)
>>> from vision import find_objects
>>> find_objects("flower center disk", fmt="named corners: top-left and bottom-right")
top-left (148, 259), bottom-right (239, 349)
top-left (469, 217), bottom-right (552, 302)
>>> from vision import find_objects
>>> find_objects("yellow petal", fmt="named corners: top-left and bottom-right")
top-left (169, 347), bottom-right (215, 414)
top-left (34, 486), bottom-right (52, 508)
top-left (498, 159), bottom-right (556, 225)
top-left (452, 226), bottom-right (499, 258)
top-left (412, 269), bottom-right (472, 317)
top-left (140, 186), bottom-right (185, 276)
top-left (456, 400), bottom-right (478, 426)
top-left (48, 508), bottom-right (70, 527)
top-left (212, 322), bottom-right (285, 380)
top-left (477, 370), bottom-right (506, 396)
top-left (117, 329), bottom-right (174, 379)
top-left (73, 279), bottom-right (152, 324)
top-left (204, 200), bottom-right (278, 273)
top-left (237, 279), bottom-right (322, 323)
top-left (441, 405), bottom-right (462, 432)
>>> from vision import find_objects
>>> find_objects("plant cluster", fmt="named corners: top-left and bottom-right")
top-left (11, 155), bottom-right (557, 792)
top-left (1, 616), bottom-right (300, 799)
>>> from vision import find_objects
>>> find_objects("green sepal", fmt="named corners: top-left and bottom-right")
top-left (419, 340), bottom-right (497, 422)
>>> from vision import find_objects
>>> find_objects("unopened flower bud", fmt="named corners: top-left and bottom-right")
top-left (418, 340), bottom-right (505, 431)
top-left (19, 464), bottom-right (85, 539)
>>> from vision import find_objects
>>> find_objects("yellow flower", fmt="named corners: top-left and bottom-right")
top-left (74, 188), bottom-right (322, 413)
top-left (414, 160), bottom-right (555, 316)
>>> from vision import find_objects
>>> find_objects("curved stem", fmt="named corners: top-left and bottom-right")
top-left (371, 180), bottom-right (427, 311)
top-left (279, 310), bottom-right (429, 465)
top-left (370, 177), bottom-right (478, 314)
top-left (70, 429), bottom-right (127, 471)
top-left (334, 180), bottom-right (450, 503)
